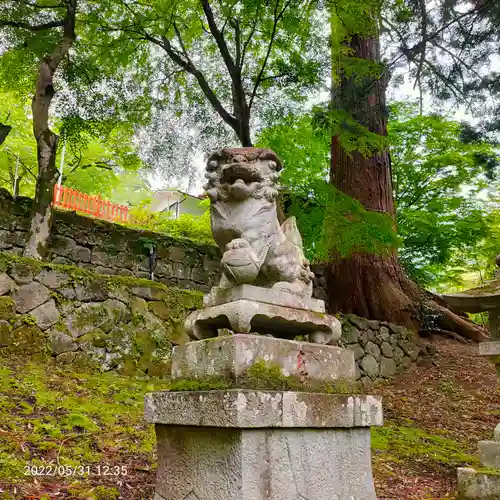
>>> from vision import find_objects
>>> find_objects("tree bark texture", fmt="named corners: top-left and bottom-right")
top-left (23, 0), bottom-right (77, 260)
top-left (328, 33), bottom-right (487, 342)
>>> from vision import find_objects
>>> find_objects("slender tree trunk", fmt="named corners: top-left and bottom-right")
top-left (0, 124), bottom-right (11, 146)
top-left (327, 19), bottom-right (487, 342)
top-left (232, 82), bottom-right (252, 147)
top-left (239, 117), bottom-right (252, 147)
top-left (231, 113), bottom-right (252, 147)
top-left (23, 0), bottom-right (77, 259)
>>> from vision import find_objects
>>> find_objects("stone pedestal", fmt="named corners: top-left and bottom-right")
top-left (458, 342), bottom-right (500, 499)
top-left (185, 285), bottom-right (341, 344)
top-left (146, 335), bottom-right (383, 500)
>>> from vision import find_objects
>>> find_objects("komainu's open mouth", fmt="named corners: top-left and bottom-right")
top-left (220, 163), bottom-right (263, 185)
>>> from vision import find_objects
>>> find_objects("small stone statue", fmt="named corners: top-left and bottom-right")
top-left (203, 147), bottom-right (314, 297)
top-left (185, 147), bottom-right (341, 344)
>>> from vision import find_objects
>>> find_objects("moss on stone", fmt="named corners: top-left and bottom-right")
top-left (120, 357), bottom-right (139, 376)
top-left (0, 296), bottom-right (16, 321)
top-left (148, 301), bottom-right (171, 321)
top-left (131, 330), bottom-right (156, 357)
top-left (0, 251), bottom-right (203, 306)
top-left (0, 320), bottom-right (12, 346)
top-left (169, 376), bottom-right (233, 392)
top-left (165, 319), bottom-right (190, 345)
top-left (78, 329), bottom-right (108, 348)
top-left (0, 253), bottom-right (202, 377)
top-left (244, 359), bottom-right (359, 394)
top-left (18, 314), bottom-right (37, 325)
top-left (474, 468), bottom-right (500, 476)
top-left (169, 360), bottom-right (359, 393)
top-left (71, 351), bottom-right (100, 371)
top-left (0, 252), bottom-right (43, 277)
top-left (3, 324), bottom-right (47, 355)
top-left (73, 303), bottom-right (111, 333)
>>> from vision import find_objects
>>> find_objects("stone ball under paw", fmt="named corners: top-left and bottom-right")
top-left (222, 247), bottom-right (260, 284)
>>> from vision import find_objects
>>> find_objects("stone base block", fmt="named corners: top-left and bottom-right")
top-left (458, 467), bottom-right (500, 499)
top-left (184, 299), bottom-right (341, 343)
top-left (479, 440), bottom-right (500, 469)
top-left (203, 284), bottom-right (326, 313)
top-left (153, 426), bottom-right (377, 500)
top-left (145, 390), bottom-right (383, 428)
top-left (171, 334), bottom-right (355, 384)
top-left (146, 390), bottom-right (382, 500)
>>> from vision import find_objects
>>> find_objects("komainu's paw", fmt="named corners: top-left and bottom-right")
top-left (225, 238), bottom-right (250, 251)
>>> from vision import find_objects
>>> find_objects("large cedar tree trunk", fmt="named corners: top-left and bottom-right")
top-left (328, 32), bottom-right (487, 342)
top-left (23, 0), bottom-right (77, 259)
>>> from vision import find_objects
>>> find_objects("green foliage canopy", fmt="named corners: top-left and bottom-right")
top-left (0, 90), bottom-right (147, 201)
top-left (86, 0), bottom-right (328, 179)
top-left (258, 104), bottom-right (500, 291)
top-left (390, 103), bottom-right (499, 288)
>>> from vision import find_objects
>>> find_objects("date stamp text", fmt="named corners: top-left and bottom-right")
top-left (24, 464), bottom-right (128, 477)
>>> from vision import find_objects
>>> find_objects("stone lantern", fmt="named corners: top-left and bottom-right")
top-left (441, 256), bottom-right (500, 499)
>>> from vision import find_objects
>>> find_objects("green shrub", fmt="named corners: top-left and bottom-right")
top-left (125, 199), bottom-right (214, 245)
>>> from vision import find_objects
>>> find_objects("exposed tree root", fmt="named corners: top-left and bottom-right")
top-left (327, 253), bottom-right (489, 343)
top-left (429, 329), bottom-right (469, 344)
top-left (432, 302), bottom-right (488, 342)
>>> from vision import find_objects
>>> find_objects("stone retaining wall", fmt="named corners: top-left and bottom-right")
top-left (0, 252), bottom-right (432, 382)
top-left (340, 314), bottom-right (435, 385)
top-left (311, 263), bottom-right (328, 302)
top-left (0, 189), bottom-right (221, 293)
top-left (0, 253), bottom-right (202, 377)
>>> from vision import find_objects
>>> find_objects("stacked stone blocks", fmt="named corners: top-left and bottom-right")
top-left (145, 334), bottom-right (383, 500)
top-left (0, 253), bottom-right (202, 376)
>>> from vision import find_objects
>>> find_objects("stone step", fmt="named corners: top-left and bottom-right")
top-left (479, 440), bottom-right (500, 469)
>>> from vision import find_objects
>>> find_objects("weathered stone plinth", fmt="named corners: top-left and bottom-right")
top-left (171, 334), bottom-right (355, 384)
top-left (146, 333), bottom-right (382, 500)
top-left (185, 285), bottom-right (341, 343)
top-left (146, 390), bottom-right (382, 500)
top-left (203, 284), bottom-right (326, 312)
top-left (479, 439), bottom-right (500, 469)
top-left (479, 341), bottom-right (500, 371)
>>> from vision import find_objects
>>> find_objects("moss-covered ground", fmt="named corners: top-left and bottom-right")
top-left (0, 356), bottom-right (169, 500)
top-left (0, 338), bottom-right (498, 500)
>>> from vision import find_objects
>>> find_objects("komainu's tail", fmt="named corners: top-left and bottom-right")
top-left (281, 216), bottom-right (304, 249)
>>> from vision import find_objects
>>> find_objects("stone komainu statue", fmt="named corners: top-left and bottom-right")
top-left (203, 147), bottom-right (314, 297)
